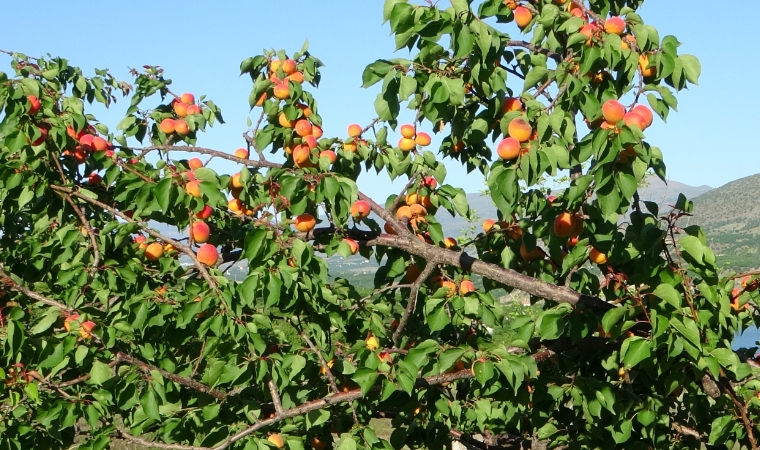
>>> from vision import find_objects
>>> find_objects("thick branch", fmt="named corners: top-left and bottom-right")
top-left (117, 352), bottom-right (226, 401)
top-left (0, 265), bottom-right (73, 313)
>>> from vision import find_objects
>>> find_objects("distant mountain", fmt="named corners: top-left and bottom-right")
top-left (434, 176), bottom-right (713, 239)
top-left (681, 174), bottom-right (760, 271)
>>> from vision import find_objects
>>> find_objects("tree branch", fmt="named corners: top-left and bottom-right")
top-left (0, 265), bottom-right (73, 313)
top-left (393, 262), bottom-right (438, 343)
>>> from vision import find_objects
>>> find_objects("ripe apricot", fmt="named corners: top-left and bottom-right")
top-left (632, 104), bottom-right (653, 128)
top-left (623, 111), bottom-right (647, 130)
top-left (459, 280), bottom-right (476, 296)
top-left (347, 123), bottom-right (362, 138)
top-left (604, 16), bottom-right (625, 35)
top-left (410, 204), bottom-right (427, 217)
top-left (319, 150), bottom-right (337, 164)
top-left (294, 119), bottom-right (312, 137)
top-left (197, 244), bottom-right (219, 266)
top-left (281, 59), bottom-right (297, 74)
top-left (553, 212), bottom-right (578, 237)
top-left (483, 219), bottom-right (496, 232)
top-left (287, 71), bottom-right (304, 83)
top-left (311, 437), bottom-right (328, 450)
top-left (441, 281), bottom-right (456, 298)
top-left (366, 336), bottom-right (380, 350)
top-left (145, 242), bottom-right (164, 261)
top-left (273, 81), bottom-right (290, 99)
top-left (294, 213), bottom-right (317, 232)
top-left (589, 247), bottom-right (608, 264)
top-left (267, 434), bottom-right (285, 449)
top-left (514, 6), bottom-right (533, 29)
top-left (174, 119), bottom-right (189, 136)
top-left (27, 95), bottom-right (41, 115)
top-left (405, 264), bottom-right (421, 282)
top-left (159, 118), bottom-right (176, 134)
top-left (398, 137), bottom-right (416, 151)
top-left (311, 125), bottom-right (323, 139)
top-left (344, 238), bottom-right (359, 255)
top-left (278, 113), bottom-right (294, 128)
top-left (190, 221), bottom-right (211, 243)
top-left (173, 100), bottom-right (188, 117)
top-left (234, 148), bottom-right (249, 159)
top-left (639, 54), bottom-right (656, 77)
top-left (507, 118), bottom-right (532, 142)
top-left (188, 158), bottom-right (203, 170)
top-left (228, 198), bottom-right (244, 214)
top-left (602, 99), bottom-right (625, 124)
top-left (444, 237), bottom-right (458, 248)
top-left (185, 180), bottom-right (201, 198)
top-left (497, 137), bottom-right (521, 160)
top-left (91, 136), bottom-right (108, 152)
top-left (415, 132), bottom-right (431, 147)
top-left (501, 97), bottom-right (522, 113)
top-left (396, 205), bottom-right (413, 221)
top-left (350, 200), bottom-right (371, 220)
top-left (400, 124), bottom-right (416, 139)
top-left (292, 145), bottom-right (313, 168)
top-left (180, 93), bottom-right (195, 105)
top-left (520, 243), bottom-right (543, 261)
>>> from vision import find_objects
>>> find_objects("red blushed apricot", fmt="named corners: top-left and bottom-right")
top-left (190, 221), bottom-right (211, 243)
top-left (400, 124), bottom-right (416, 139)
top-left (281, 59), bottom-right (297, 74)
top-left (444, 237), bottom-right (457, 248)
top-left (186, 104), bottom-right (202, 115)
top-left (273, 81), bottom-right (290, 99)
top-left (459, 280), bottom-right (476, 296)
top-left (344, 239), bottom-right (359, 255)
top-left (579, 24), bottom-right (595, 44)
top-left (27, 95), bottom-right (41, 115)
top-left (501, 97), bottom-right (523, 113)
top-left (602, 99), bottom-right (625, 124)
top-left (292, 145), bottom-right (313, 168)
top-left (173, 100), bottom-right (188, 117)
top-left (294, 213), bottom-right (317, 232)
top-left (347, 124), bottom-right (362, 138)
top-left (441, 281), bottom-right (457, 298)
top-left (303, 135), bottom-right (318, 150)
top-left (497, 137), bottom-right (521, 160)
top-left (410, 204), bottom-right (427, 217)
top-left (189, 158), bottom-right (203, 170)
top-left (234, 148), bottom-right (249, 159)
top-left (180, 93), bottom-right (195, 105)
top-left (287, 72), bottom-right (304, 83)
top-left (632, 104), bottom-right (653, 128)
top-left (350, 200), bottom-right (371, 220)
top-left (174, 119), bottom-right (189, 136)
top-left (384, 222), bottom-right (397, 235)
top-left (312, 125), bottom-right (323, 139)
top-left (604, 16), bottom-right (625, 35)
top-left (508, 118), bottom-right (532, 142)
top-left (91, 137), bottom-right (108, 152)
top-left (197, 244), bottom-right (219, 266)
top-left (483, 219), bottom-right (496, 232)
top-left (514, 6), bottom-right (533, 29)
top-left (294, 119), bottom-right (312, 137)
top-left (195, 205), bottom-right (213, 220)
top-left (553, 212), bottom-right (578, 237)
top-left (319, 150), bottom-right (337, 164)
top-left (623, 112), bottom-right (647, 130)
top-left (159, 118), bottom-right (176, 134)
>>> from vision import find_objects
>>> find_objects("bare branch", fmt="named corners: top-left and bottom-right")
top-left (0, 265), bottom-right (73, 313)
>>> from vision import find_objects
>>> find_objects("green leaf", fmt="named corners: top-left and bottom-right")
top-left (472, 360), bottom-right (494, 386)
top-left (679, 54), bottom-right (701, 84)
top-left (89, 360), bottom-right (113, 385)
top-left (523, 66), bottom-right (548, 91)
top-left (426, 305), bottom-right (449, 332)
top-left (620, 337), bottom-right (651, 368)
top-left (352, 368), bottom-right (379, 396)
top-left (652, 284), bottom-right (681, 308)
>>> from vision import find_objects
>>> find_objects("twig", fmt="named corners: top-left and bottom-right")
top-left (268, 378), bottom-right (284, 415)
top-left (393, 262), bottom-right (438, 343)
top-left (118, 352), bottom-right (226, 401)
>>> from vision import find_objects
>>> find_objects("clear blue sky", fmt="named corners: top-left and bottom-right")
top-left (1, 0), bottom-right (756, 200)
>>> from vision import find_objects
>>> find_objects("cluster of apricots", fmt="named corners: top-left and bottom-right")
top-left (382, 176), bottom-right (444, 243)
top-left (159, 93), bottom-right (203, 137)
top-left (63, 313), bottom-right (96, 339)
top-left (397, 123), bottom-right (432, 152)
top-left (506, 1), bottom-right (657, 80)
top-left (600, 99), bottom-right (654, 132)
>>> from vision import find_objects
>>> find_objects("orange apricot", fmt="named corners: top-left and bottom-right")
top-left (294, 213), bottom-right (317, 232)
top-left (507, 118), bottom-right (532, 142)
top-left (197, 244), bottom-right (219, 266)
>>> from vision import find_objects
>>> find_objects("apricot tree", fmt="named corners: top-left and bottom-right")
top-left (1, 0), bottom-right (759, 449)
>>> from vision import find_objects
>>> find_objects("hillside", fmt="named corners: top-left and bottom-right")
top-left (683, 173), bottom-right (760, 271)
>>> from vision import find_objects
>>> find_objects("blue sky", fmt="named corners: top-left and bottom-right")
top-left (1, 0), bottom-right (757, 201)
